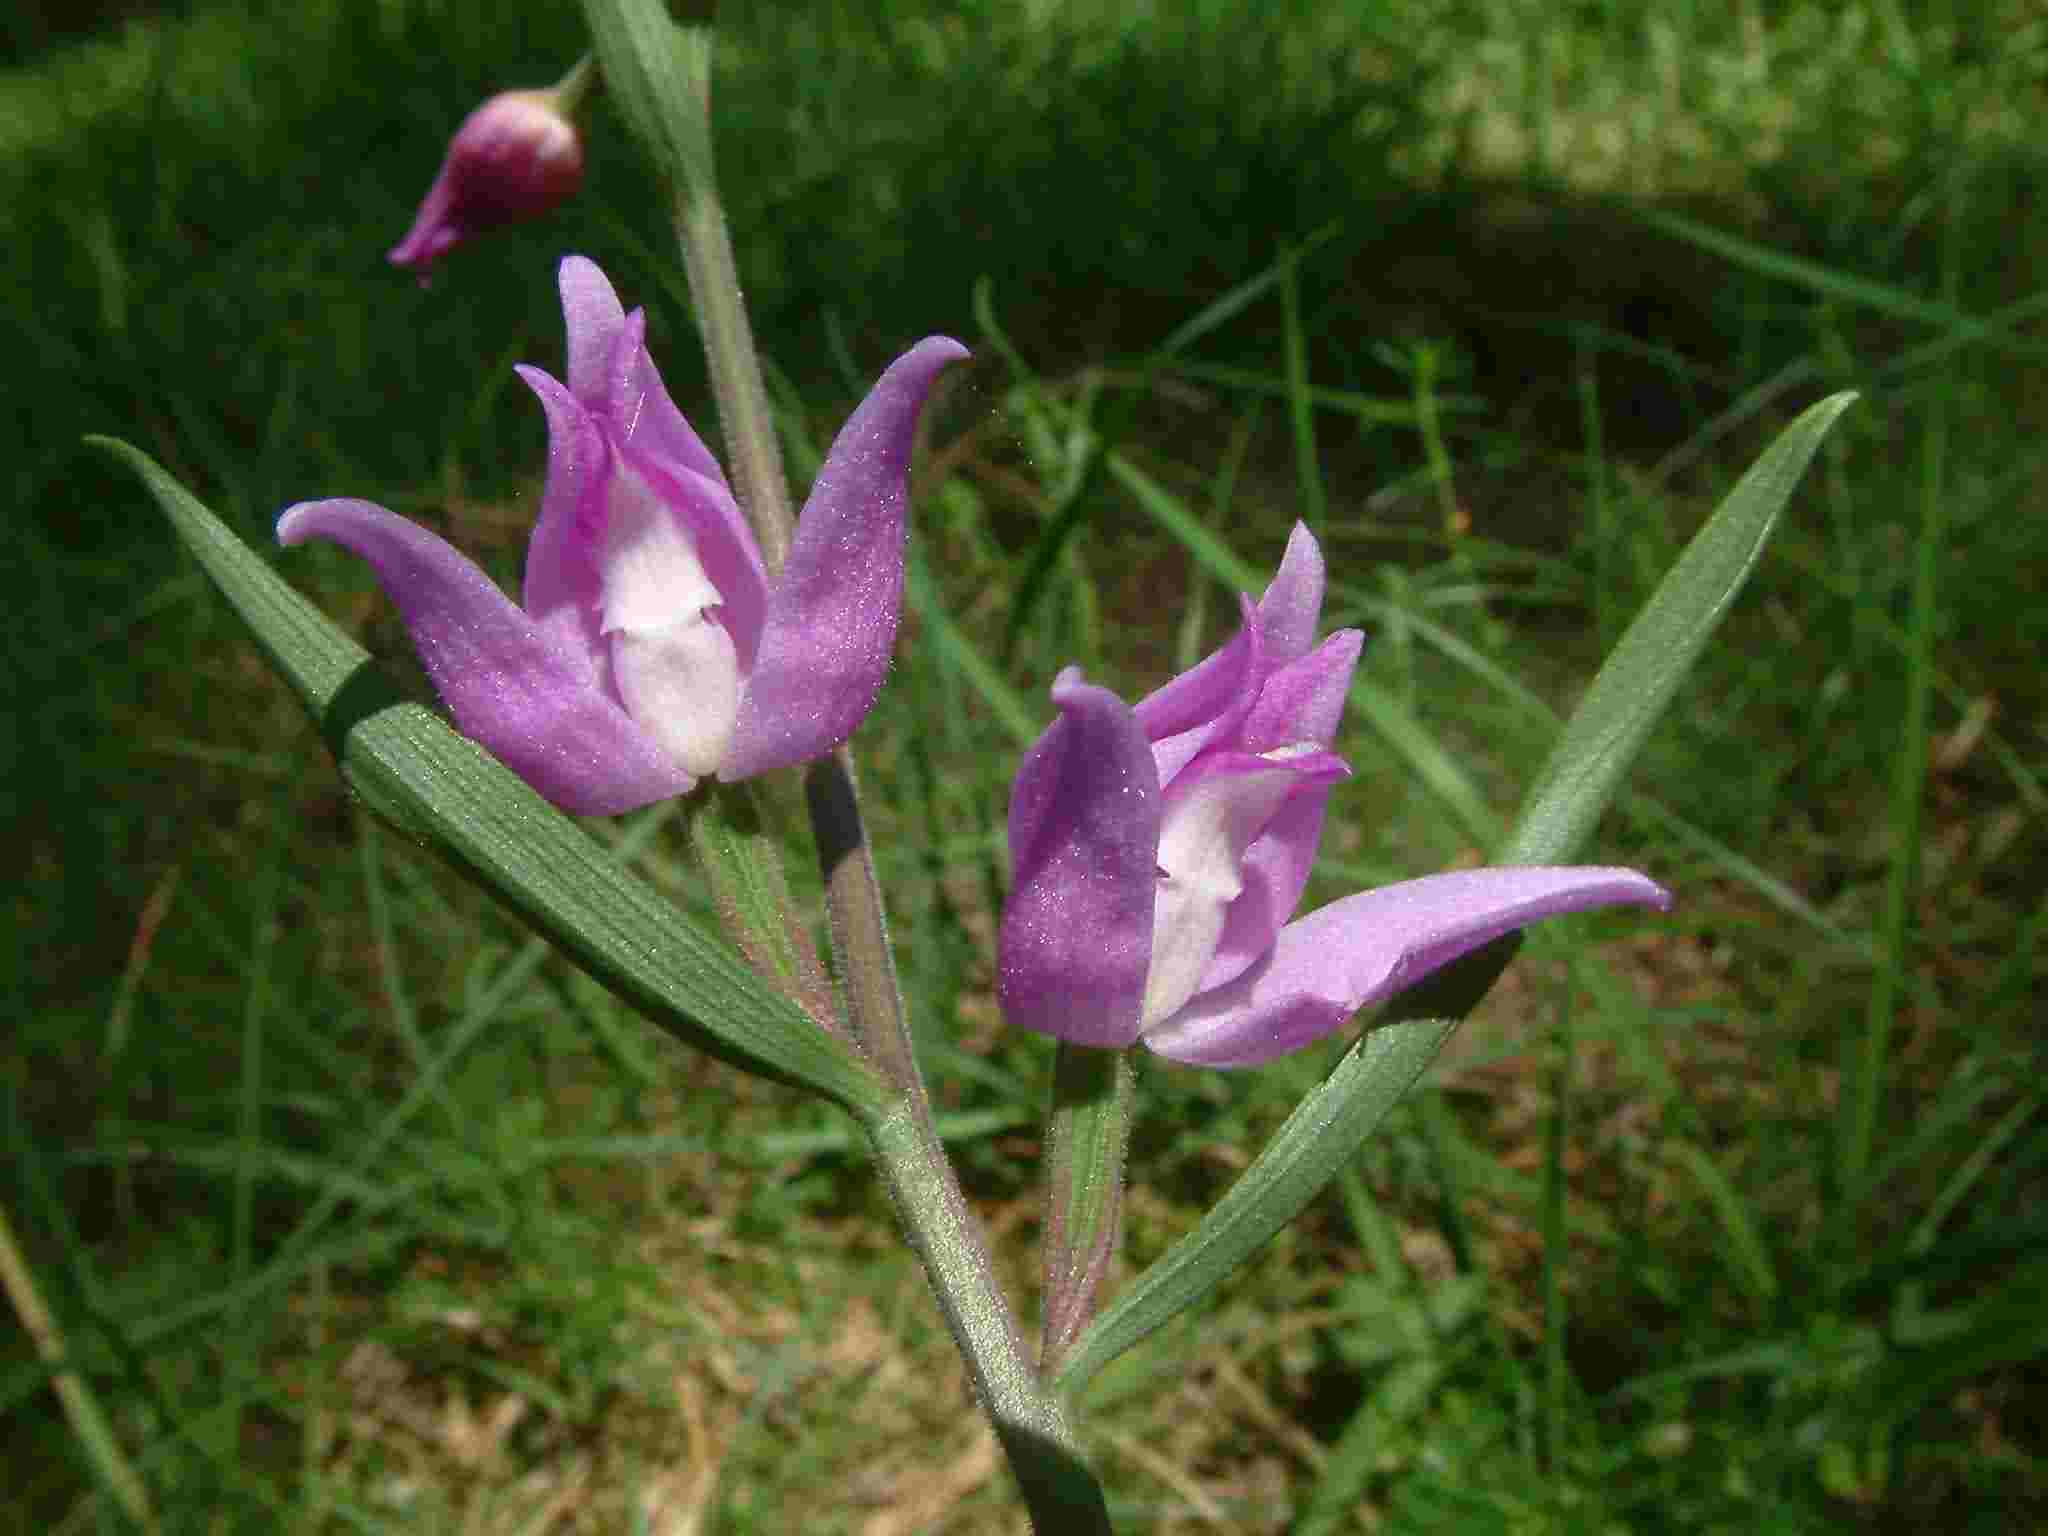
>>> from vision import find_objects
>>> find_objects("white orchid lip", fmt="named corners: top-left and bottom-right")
top-left (600, 461), bottom-right (740, 777)
top-left (1142, 750), bottom-right (1326, 1029)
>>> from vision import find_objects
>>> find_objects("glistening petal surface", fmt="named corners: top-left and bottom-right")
top-left (722, 335), bottom-right (968, 779)
top-left (998, 670), bottom-right (1161, 1048)
top-left (607, 306), bottom-right (730, 492)
top-left (1135, 594), bottom-right (1262, 761)
top-left (1251, 521), bottom-right (1327, 668)
top-left (1143, 867), bottom-right (1672, 1067)
top-left (514, 365), bottom-right (608, 671)
top-left (1237, 629), bottom-right (1362, 753)
top-left (277, 498), bottom-right (694, 815)
top-left (1131, 520), bottom-right (1325, 748)
top-left (1198, 629), bottom-right (1366, 989)
top-left (558, 255), bottom-right (626, 404)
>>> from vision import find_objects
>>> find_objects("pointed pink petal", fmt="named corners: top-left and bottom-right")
top-left (721, 336), bottom-right (967, 779)
top-left (558, 256), bottom-right (625, 404)
top-left (387, 163), bottom-right (461, 273)
top-left (594, 309), bottom-right (767, 667)
top-left (1254, 522), bottom-right (1327, 667)
top-left (1133, 521), bottom-right (1326, 748)
top-left (997, 669), bottom-right (1161, 1048)
top-left (1238, 628), bottom-right (1362, 752)
top-left (277, 498), bottom-right (695, 816)
top-left (1143, 867), bottom-right (1672, 1067)
top-left (608, 307), bottom-right (731, 492)
top-left (515, 365), bottom-right (609, 672)
top-left (1135, 593), bottom-right (1263, 756)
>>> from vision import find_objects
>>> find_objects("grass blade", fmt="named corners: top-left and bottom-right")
top-left (0, 1203), bottom-right (156, 1530)
top-left (1640, 209), bottom-right (2048, 359)
top-left (1278, 240), bottom-right (1327, 534)
top-left (1669, 1142), bottom-right (1779, 1306)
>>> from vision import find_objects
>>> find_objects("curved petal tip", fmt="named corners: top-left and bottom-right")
top-left (718, 337), bottom-right (967, 780)
top-left (1145, 865), bottom-right (1671, 1068)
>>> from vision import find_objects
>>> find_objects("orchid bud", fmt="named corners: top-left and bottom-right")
top-left (388, 84), bottom-right (586, 278)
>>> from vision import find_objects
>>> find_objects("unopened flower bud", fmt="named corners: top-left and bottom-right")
top-left (388, 86), bottom-right (585, 278)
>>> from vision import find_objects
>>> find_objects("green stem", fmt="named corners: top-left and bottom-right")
top-left (666, 33), bottom-right (795, 571)
top-left (653, 28), bottom-right (924, 1106)
top-left (863, 1100), bottom-right (1111, 1533)
top-left (808, 756), bottom-right (1115, 1525)
top-left (590, 7), bottom-right (1108, 1520)
top-left (549, 51), bottom-right (600, 117)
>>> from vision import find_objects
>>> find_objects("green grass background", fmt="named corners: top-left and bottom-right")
top-left (6, 0), bottom-right (2045, 1529)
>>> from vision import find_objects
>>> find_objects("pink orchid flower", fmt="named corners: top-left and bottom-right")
top-left (997, 524), bottom-right (1670, 1067)
top-left (281, 256), bottom-right (966, 814)
top-left (387, 85), bottom-right (591, 277)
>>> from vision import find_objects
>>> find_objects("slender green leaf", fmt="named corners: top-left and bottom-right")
top-left (1503, 393), bottom-right (1857, 866)
top-left (1540, 993), bottom-right (1574, 1475)
top-left (93, 437), bottom-right (886, 1116)
top-left (1907, 1091), bottom-right (2039, 1260)
top-left (1293, 1353), bottom-right (1446, 1536)
top-left (0, 1203), bottom-right (156, 1530)
top-left (1103, 448), bottom-right (1261, 589)
top-left (1841, 336), bottom-right (1944, 1219)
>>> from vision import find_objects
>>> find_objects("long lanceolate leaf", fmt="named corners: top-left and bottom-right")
top-left (1053, 394), bottom-right (1858, 1397)
top-left (1503, 392), bottom-right (1860, 866)
top-left (94, 438), bottom-right (887, 1117)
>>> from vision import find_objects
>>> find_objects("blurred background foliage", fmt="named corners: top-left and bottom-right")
top-left (5, 0), bottom-right (2044, 1530)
